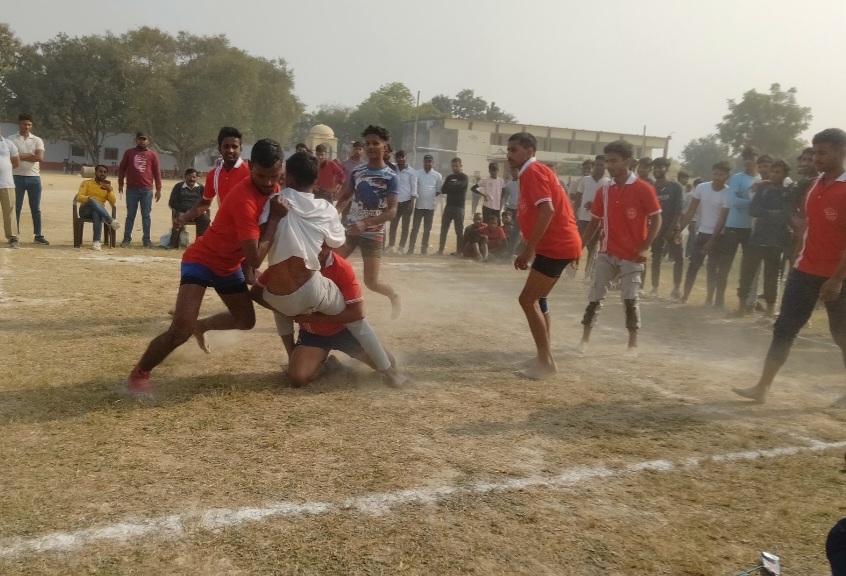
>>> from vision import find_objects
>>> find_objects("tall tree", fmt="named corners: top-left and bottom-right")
top-left (680, 134), bottom-right (730, 179)
top-left (424, 90), bottom-right (517, 122)
top-left (5, 33), bottom-right (128, 163)
top-left (716, 83), bottom-right (812, 159)
top-left (429, 94), bottom-right (453, 117)
top-left (451, 89), bottom-right (488, 120)
top-left (349, 82), bottom-right (416, 144)
top-left (0, 23), bottom-right (23, 109)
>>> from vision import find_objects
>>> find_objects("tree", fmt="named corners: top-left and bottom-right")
top-left (290, 104), bottom-right (357, 148)
top-left (0, 24), bottom-right (23, 109)
top-left (451, 89), bottom-right (487, 120)
top-left (429, 94), bottom-right (453, 117)
top-left (348, 82), bottom-right (416, 144)
top-left (484, 101), bottom-right (516, 123)
top-left (5, 33), bottom-right (128, 163)
top-left (716, 83), bottom-right (812, 160)
top-left (423, 90), bottom-right (517, 122)
top-left (680, 134), bottom-right (730, 179)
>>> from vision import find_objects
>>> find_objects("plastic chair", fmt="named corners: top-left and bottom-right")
top-left (73, 196), bottom-right (117, 248)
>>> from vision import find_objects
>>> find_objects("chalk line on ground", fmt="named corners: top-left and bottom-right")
top-left (1, 439), bottom-right (844, 558)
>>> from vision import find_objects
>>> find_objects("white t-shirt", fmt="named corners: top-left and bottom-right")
top-left (9, 133), bottom-right (44, 177)
top-left (0, 137), bottom-right (20, 189)
top-left (576, 175), bottom-right (610, 221)
top-left (262, 188), bottom-right (346, 271)
top-left (692, 182), bottom-right (729, 234)
top-left (478, 176), bottom-right (505, 210)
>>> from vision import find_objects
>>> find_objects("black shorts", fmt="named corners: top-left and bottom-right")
top-left (297, 328), bottom-right (364, 357)
top-left (532, 254), bottom-right (572, 279)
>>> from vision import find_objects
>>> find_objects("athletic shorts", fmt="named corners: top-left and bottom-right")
top-left (297, 328), bottom-right (364, 357)
top-left (180, 262), bottom-right (248, 295)
top-left (345, 234), bottom-right (382, 258)
top-left (532, 254), bottom-right (573, 279)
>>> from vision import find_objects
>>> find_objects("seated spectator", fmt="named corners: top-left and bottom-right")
top-left (75, 164), bottom-right (121, 251)
top-left (481, 214), bottom-right (508, 260)
top-left (168, 168), bottom-right (208, 248)
top-left (461, 212), bottom-right (488, 261)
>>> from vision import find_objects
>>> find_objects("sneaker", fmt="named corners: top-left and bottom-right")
top-left (125, 365), bottom-right (154, 400)
top-left (9, 238), bottom-right (19, 249)
top-left (142, 240), bottom-right (154, 248)
top-left (120, 240), bottom-right (131, 248)
top-left (110, 220), bottom-right (122, 231)
top-left (91, 241), bottom-right (101, 251)
top-left (396, 246), bottom-right (405, 255)
top-left (34, 235), bottom-right (50, 245)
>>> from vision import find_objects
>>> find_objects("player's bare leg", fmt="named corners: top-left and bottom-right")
top-left (518, 269), bottom-right (558, 379)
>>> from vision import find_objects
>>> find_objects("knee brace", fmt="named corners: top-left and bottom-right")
top-left (581, 301), bottom-right (601, 327)
top-left (624, 299), bottom-right (640, 331)
top-left (539, 297), bottom-right (549, 315)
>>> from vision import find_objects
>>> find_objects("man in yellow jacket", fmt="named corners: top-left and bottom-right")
top-left (76, 164), bottom-right (121, 250)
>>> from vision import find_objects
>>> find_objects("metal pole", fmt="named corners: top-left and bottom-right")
top-left (412, 90), bottom-right (420, 167)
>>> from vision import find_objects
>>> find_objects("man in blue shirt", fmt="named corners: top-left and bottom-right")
top-left (714, 146), bottom-right (761, 309)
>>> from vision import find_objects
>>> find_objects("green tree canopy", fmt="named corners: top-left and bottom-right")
top-left (424, 89), bottom-right (516, 122)
top-left (716, 83), bottom-right (811, 160)
top-left (680, 134), bottom-right (730, 179)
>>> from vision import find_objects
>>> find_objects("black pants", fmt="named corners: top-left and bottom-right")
top-left (651, 230), bottom-right (684, 289)
top-left (388, 199), bottom-right (414, 249)
top-left (683, 233), bottom-right (720, 302)
top-left (170, 210), bottom-right (210, 248)
top-left (439, 206), bottom-right (464, 254)
top-left (408, 208), bottom-right (434, 254)
top-left (738, 244), bottom-right (783, 305)
top-left (714, 227), bottom-right (751, 307)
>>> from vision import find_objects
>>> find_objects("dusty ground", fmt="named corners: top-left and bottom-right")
top-left (0, 173), bottom-right (844, 575)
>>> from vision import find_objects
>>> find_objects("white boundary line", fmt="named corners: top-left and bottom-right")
top-left (1, 439), bottom-right (844, 558)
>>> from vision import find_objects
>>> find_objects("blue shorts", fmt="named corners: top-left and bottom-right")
top-left (297, 328), bottom-right (364, 357)
top-left (180, 262), bottom-right (248, 295)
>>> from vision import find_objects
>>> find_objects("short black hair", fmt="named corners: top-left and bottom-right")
top-left (488, 162), bottom-right (498, 171)
top-left (508, 132), bottom-right (537, 151)
top-left (395, 149), bottom-right (406, 158)
top-left (603, 140), bottom-right (634, 160)
top-left (184, 168), bottom-right (197, 176)
top-left (95, 164), bottom-right (108, 172)
top-left (741, 146), bottom-right (760, 160)
top-left (362, 125), bottom-right (390, 141)
top-left (800, 147), bottom-right (814, 158)
top-left (812, 128), bottom-right (846, 150)
top-left (217, 126), bottom-right (242, 147)
top-left (315, 144), bottom-right (327, 154)
top-left (352, 141), bottom-right (364, 148)
top-left (594, 155), bottom-right (606, 162)
top-left (295, 142), bottom-right (307, 150)
top-left (712, 160), bottom-right (732, 173)
top-left (582, 159), bottom-right (594, 167)
top-left (653, 157), bottom-right (671, 169)
top-left (757, 154), bottom-right (774, 164)
top-left (286, 151), bottom-right (319, 188)
top-left (677, 170), bottom-right (690, 179)
top-left (18, 112), bottom-right (33, 122)
top-left (638, 157), bottom-right (653, 167)
top-left (251, 138), bottom-right (284, 168)
top-left (770, 159), bottom-right (791, 173)
top-left (451, 157), bottom-right (462, 165)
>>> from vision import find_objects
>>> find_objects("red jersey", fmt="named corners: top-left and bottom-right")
top-left (256, 254), bottom-right (363, 337)
top-left (795, 173), bottom-right (846, 277)
top-left (183, 177), bottom-right (278, 276)
top-left (316, 160), bottom-right (346, 193)
top-left (204, 159), bottom-right (251, 205)
top-left (517, 159), bottom-right (582, 259)
top-left (591, 174), bottom-right (662, 262)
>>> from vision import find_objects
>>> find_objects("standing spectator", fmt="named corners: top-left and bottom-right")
top-left (472, 163), bottom-right (505, 223)
top-left (649, 157), bottom-right (684, 298)
top-left (579, 140), bottom-right (662, 357)
top-left (734, 129), bottom-right (846, 405)
top-left (341, 141), bottom-right (365, 181)
top-left (508, 132), bottom-right (582, 379)
top-left (503, 167), bottom-right (521, 253)
top-left (0, 125), bottom-right (20, 248)
top-left (10, 113), bottom-right (48, 245)
top-left (386, 149), bottom-right (417, 254)
top-left (636, 157), bottom-right (654, 183)
top-left (437, 158), bottom-right (469, 256)
top-left (314, 144), bottom-right (346, 202)
top-left (168, 168), bottom-right (207, 249)
top-left (573, 156), bottom-right (609, 281)
top-left (119, 131), bottom-right (162, 247)
top-left (75, 164), bottom-right (121, 251)
top-left (683, 177), bottom-right (703, 258)
top-left (408, 154), bottom-right (442, 255)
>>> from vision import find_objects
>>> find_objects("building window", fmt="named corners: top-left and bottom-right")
top-left (70, 145), bottom-right (85, 157)
top-left (104, 147), bottom-right (119, 161)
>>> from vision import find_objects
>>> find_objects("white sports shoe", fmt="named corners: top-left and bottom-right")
top-left (91, 241), bottom-right (101, 251)
top-left (110, 219), bottom-right (121, 231)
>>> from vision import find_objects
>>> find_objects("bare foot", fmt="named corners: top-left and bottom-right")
top-left (514, 356), bottom-right (539, 368)
top-left (732, 384), bottom-right (768, 403)
top-left (380, 368), bottom-right (410, 387)
top-left (576, 341), bottom-right (588, 356)
top-left (624, 346), bottom-right (638, 358)
top-left (390, 295), bottom-right (402, 320)
top-left (518, 362), bottom-right (557, 381)
top-left (194, 328), bottom-right (210, 354)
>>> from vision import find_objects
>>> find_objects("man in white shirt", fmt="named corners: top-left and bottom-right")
top-left (572, 156), bottom-right (609, 280)
top-left (9, 113), bottom-right (48, 245)
top-left (386, 149), bottom-right (418, 255)
top-left (408, 154), bottom-right (443, 255)
top-left (471, 163), bottom-right (505, 224)
top-left (0, 125), bottom-right (21, 248)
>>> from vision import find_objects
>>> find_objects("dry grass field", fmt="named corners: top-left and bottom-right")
top-left (1, 173), bottom-right (845, 575)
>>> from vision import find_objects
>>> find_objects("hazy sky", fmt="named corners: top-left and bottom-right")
top-left (5, 0), bottom-right (845, 156)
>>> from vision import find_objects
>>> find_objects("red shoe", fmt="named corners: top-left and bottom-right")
top-left (125, 365), bottom-right (154, 400)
